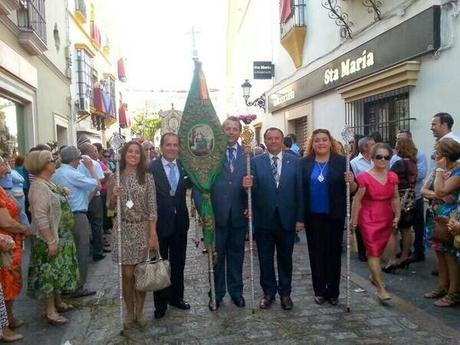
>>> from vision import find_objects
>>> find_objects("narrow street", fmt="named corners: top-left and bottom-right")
top-left (11, 216), bottom-right (460, 345)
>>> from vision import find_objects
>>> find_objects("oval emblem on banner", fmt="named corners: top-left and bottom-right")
top-left (188, 124), bottom-right (215, 157)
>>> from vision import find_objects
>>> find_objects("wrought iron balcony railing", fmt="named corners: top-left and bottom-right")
top-left (280, 0), bottom-right (306, 39)
top-left (17, 0), bottom-right (47, 44)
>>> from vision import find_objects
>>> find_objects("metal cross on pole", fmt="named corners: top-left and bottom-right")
top-left (186, 26), bottom-right (201, 61)
top-left (111, 131), bottom-right (126, 333)
top-left (240, 116), bottom-right (257, 313)
top-left (341, 125), bottom-right (354, 313)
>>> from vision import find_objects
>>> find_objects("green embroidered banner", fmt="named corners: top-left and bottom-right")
top-left (178, 60), bottom-right (226, 253)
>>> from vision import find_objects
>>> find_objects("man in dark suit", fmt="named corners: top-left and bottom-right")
top-left (243, 127), bottom-right (304, 310)
top-left (210, 116), bottom-right (248, 309)
top-left (149, 133), bottom-right (190, 319)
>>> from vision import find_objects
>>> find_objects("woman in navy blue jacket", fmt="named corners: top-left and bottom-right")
top-left (297, 129), bottom-right (356, 305)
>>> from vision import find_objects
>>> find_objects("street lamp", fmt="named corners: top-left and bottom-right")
top-left (241, 79), bottom-right (265, 110)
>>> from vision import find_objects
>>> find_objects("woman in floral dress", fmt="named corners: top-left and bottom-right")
top-left (422, 138), bottom-right (460, 307)
top-left (25, 150), bottom-right (80, 325)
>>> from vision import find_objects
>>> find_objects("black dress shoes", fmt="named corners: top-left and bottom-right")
top-left (170, 300), bottom-right (191, 310)
top-left (93, 254), bottom-right (106, 261)
top-left (328, 297), bottom-right (338, 305)
top-left (208, 298), bottom-right (221, 311)
top-left (231, 296), bottom-right (245, 308)
top-left (280, 296), bottom-right (293, 310)
top-left (154, 309), bottom-right (166, 319)
top-left (314, 296), bottom-right (327, 305)
top-left (259, 295), bottom-right (275, 309)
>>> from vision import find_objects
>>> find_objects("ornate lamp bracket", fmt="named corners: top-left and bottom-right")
top-left (321, 0), bottom-right (353, 39)
top-left (244, 94), bottom-right (266, 110)
top-left (362, 0), bottom-right (383, 21)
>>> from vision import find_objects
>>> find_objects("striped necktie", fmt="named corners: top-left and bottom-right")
top-left (272, 156), bottom-right (279, 183)
top-left (228, 147), bottom-right (236, 172)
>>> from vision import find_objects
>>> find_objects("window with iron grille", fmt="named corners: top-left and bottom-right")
top-left (345, 87), bottom-right (414, 147)
top-left (17, 0), bottom-right (47, 44)
top-left (76, 48), bottom-right (93, 115)
top-left (280, 0), bottom-right (306, 38)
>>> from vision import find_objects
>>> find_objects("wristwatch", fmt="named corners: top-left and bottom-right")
top-left (435, 168), bottom-right (446, 172)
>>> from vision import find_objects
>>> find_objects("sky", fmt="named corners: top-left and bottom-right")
top-left (114, 0), bottom-right (228, 93)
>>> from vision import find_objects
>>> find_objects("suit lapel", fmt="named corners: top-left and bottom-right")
top-left (305, 156), bottom-right (314, 183)
top-left (278, 153), bottom-right (291, 189)
top-left (234, 145), bottom-right (245, 175)
top-left (176, 161), bottom-right (187, 191)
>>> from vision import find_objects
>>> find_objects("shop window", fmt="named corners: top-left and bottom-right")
top-left (294, 116), bottom-right (309, 149)
top-left (76, 48), bottom-right (94, 116)
top-left (0, 97), bottom-right (20, 155)
top-left (345, 87), bottom-right (413, 147)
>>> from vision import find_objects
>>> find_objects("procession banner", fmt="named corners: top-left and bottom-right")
top-left (178, 60), bottom-right (226, 255)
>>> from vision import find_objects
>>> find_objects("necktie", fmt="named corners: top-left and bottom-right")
top-left (168, 162), bottom-right (178, 193)
top-left (228, 147), bottom-right (236, 172)
top-left (272, 156), bottom-right (279, 183)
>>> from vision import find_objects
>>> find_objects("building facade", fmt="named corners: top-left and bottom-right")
top-left (229, 0), bottom-right (460, 155)
top-left (0, 0), bottom-right (71, 154)
top-left (68, 0), bottom-right (124, 146)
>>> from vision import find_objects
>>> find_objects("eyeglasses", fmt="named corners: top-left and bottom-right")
top-left (375, 155), bottom-right (391, 161)
top-left (146, 148), bottom-right (155, 151)
top-left (103, 155), bottom-right (111, 158)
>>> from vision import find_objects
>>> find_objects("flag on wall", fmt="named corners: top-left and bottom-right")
top-left (280, 0), bottom-right (292, 23)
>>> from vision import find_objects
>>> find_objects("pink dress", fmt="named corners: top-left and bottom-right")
top-left (356, 171), bottom-right (399, 257)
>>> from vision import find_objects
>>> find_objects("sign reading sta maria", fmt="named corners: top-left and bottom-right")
top-left (253, 61), bottom-right (274, 79)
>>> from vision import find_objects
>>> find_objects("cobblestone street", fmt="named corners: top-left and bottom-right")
top-left (12, 219), bottom-right (460, 345)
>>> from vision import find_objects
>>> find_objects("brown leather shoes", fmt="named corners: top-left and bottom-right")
top-left (259, 295), bottom-right (275, 309)
top-left (280, 296), bottom-right (293, 310)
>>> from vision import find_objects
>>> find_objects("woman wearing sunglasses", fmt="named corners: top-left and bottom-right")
top-left (351, 143), bottom-right (401, 301)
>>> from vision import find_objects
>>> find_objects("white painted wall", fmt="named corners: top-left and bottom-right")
top-left (409, 8), bottom-right (460, 159)
top-left (312, 92), bottom-right (345, 140)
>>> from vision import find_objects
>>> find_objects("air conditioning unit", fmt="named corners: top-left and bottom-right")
top-left (65, 46), bottom-right (72, 65)
top-left (78, 97), bottom-right (91, 115)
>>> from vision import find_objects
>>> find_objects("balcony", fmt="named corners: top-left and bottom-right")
top-left (17, 0), bottom-right (47, 55)
top-left (74, 0), bottom-right (87, 24)
top-left (0, 0), bottom-right (20, 15)
top-left (280, 0), bottom-right (307, 68)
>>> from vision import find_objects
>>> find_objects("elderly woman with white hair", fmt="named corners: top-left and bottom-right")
top-left (25, 150), bottom-right (80, 325)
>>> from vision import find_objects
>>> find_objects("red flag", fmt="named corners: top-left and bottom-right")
top-left (118, 58), bottom-right (127, 82)
top-left (280, 0), bottom-right (292, 24)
